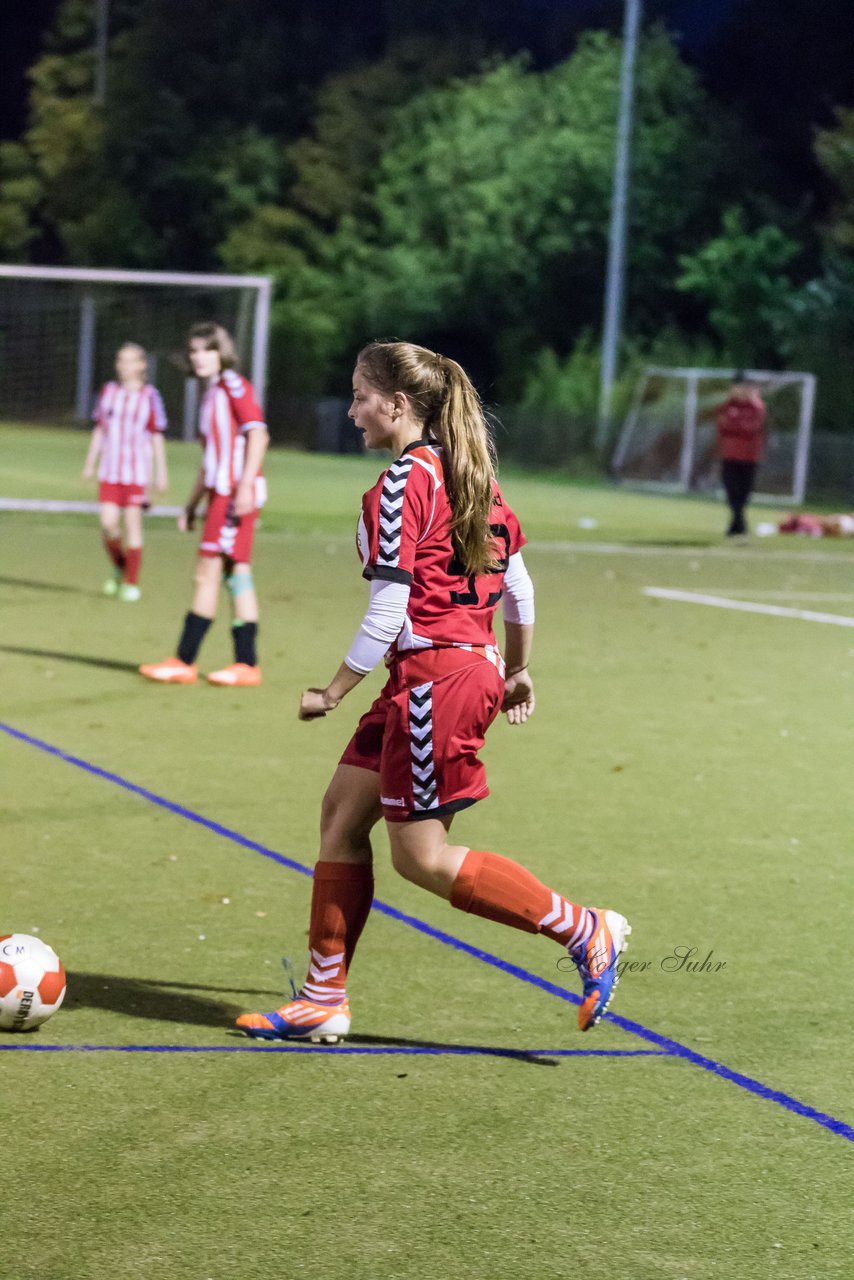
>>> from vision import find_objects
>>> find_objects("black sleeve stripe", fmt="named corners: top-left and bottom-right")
top-left (364, 564), bottom-right (413, 585)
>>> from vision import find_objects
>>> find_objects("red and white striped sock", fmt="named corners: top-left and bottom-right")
top-left (449, 850), bottom-right (595, 954)
top-left (299, 861), bottom-right (374, 1005)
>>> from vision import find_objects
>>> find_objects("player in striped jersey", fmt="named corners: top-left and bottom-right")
top-left (82, 343), bottom-right (168, 602)
top-left (237, 342), bottom-right (631, 1044)
top-left (140, 323), bottom-right (269, 687)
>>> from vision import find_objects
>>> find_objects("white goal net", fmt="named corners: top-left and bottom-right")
top-left (612, 366), bottom-right (817, 504)
top-left (0, 265), bottom-right (272, 438)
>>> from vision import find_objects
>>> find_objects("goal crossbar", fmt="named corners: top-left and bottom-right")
top-left (0, 263), bottom-right (273, 416)
top-left (0, 265), bottom-right (271, 290)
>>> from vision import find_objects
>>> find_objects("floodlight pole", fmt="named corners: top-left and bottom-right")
top-left (595, 0), bottom-right (642, 455)
top-left (94, 0), bottom-right (109, 106)
top-left (75, 294), bottom-right (97, 420)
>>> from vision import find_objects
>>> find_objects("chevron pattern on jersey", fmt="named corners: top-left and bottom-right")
top-left (409, 681), bottom-right (438, 811)
top-left (377, 455), bottom-right (414, 568)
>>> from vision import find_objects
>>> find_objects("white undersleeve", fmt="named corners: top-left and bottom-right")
top-left (344, 578), bottom-right (411, 675)
top-left (502, 551), bottom-right (535, 624)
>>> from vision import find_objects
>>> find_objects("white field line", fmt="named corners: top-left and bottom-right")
top-left (672, 589), bottom-right (854, 602)
top-left (534, 539), bottom-right (854, 565)
top-left (644, 586), bottom-right (854, 629)
top-left (0, 498), bottom-right (182, 516)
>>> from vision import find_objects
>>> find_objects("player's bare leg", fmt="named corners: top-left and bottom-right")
top-left (99, 502), bottom-right (124, 595)
top-left (140, 554), bottom-right (222, 683)
top-left (192, 553), bottom-right (223, 617)
top-left (119, 505), bottom-right (143, 601)
top-left (387, 815), bottom-right (466, 898)
top-left (318, 762), bottom-right (383, 863)
top-left (99, 502), bottom-right (122, 540)
top-left (208, 559), bottom-right (262, 686)
top-left (236, 765), bottom-right (381, 1040)
top-left (388, 817), bottom-right (630, 1031)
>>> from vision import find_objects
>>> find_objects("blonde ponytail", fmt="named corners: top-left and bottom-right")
top-left (356, 341), bottom-right (498, 576)
top-left (434, 358), bottom-right (498, 577)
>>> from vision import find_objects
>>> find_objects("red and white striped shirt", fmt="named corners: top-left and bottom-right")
top-left (198, 370), bottom-right (267, 504)
top-left (94, 383), bottom-right (167, 486)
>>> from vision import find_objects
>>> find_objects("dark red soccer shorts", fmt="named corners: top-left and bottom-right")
top-left (340, 646), bottom-right (505, 823)
top-left (199, 491), bottom-right (258, 562)
top-left (99, 482), bottom-right (147, 507)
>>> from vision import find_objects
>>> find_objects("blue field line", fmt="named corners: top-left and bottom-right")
top-left (3, 719), bottom-right (852, 1144)
top-left (0, 1043), bottom-right (667, 1058)
top-left (0, 720), bottom-right (314, 881)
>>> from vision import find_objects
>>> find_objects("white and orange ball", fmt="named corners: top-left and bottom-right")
top-left (0, 934), bottom-right (66, 1031)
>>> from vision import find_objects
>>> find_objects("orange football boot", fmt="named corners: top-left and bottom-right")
top-left (236, 998), bottom-right (351, 1044)
top-left (572, 909), bottom-right (632, 1031)
top-left (206, 663), bottom-right (262, 687)
top-left (139, 657), bottom-right (197, 684)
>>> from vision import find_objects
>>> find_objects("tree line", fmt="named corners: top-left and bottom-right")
top-left (1, 0), bottom-right (852, 434)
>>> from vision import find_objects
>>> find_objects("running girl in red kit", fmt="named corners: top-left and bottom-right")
top-left (238, 341), bottom-right (630, 1043)
top-left (82, 343), bottom-right (168, 602)
top-left (139, 323), bottom-right (269, 687)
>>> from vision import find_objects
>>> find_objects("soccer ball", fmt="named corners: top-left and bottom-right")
top-left (0, 934), bottom-right (67, 1032)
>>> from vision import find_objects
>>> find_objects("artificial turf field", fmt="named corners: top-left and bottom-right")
top-left (1, 424), bottom-right (853, 1280)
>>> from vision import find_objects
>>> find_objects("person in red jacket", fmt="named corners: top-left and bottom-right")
top-left (715, 373), bottom-right (767, 536)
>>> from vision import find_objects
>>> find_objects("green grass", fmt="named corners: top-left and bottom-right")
top-left (1, 425), bottom-right (853, 1279)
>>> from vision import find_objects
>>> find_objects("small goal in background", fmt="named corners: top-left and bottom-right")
top-left (612, 366), bottom-right (817, 505)
top-left (0, 264), bottom-right (272, 440)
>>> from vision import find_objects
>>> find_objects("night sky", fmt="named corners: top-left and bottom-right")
top-left (1, 0), bottom-right (852, 164)
top-left (0, 0), bottom-right (60, 140)
top-left (0, 0), bottom-right (761, 140)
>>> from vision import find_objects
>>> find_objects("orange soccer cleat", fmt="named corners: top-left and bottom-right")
top-left (571, 908), bottom-right (632, 1032)
top-left (206, 663), bottom-right (262, 687)
top-left (236, 998), bottom-right (351, 1044)
top-left (139, 657), bottom-right (198, 684)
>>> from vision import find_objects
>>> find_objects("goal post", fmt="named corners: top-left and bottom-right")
top-left (0, 264), bottom-right (272, 438)
top-left (612, 366), bottom-right (817, 505)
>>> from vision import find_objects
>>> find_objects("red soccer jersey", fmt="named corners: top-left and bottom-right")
top-left (199, 370), bottom-right (267, 503)
top-left (356, 441), bottom-right (526, 652)
top-left (715, 394), bottom-right (766, 463)
top-left (93, 382), bottom-right (167, 486)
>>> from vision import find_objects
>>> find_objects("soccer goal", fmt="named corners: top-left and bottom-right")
top-left (0, 264), bottom-right (272, 438)
top-left (611, 366), bottom-right (817, 504)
